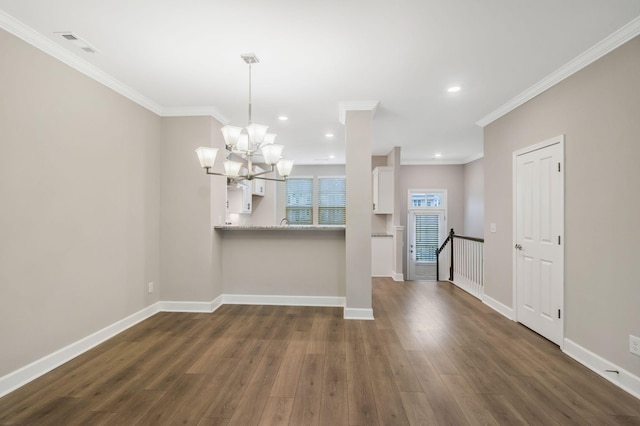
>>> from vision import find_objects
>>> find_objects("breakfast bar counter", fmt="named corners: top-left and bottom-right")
top-left (215, 225), bottom-right (346, 302)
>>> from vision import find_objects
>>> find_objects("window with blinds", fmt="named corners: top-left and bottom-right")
top-left (415, 214), bottom-right (440, 262)
top-left (286, 178), bottom-right (313, 224)
top-left (318, 177), bottom-right (346, 225)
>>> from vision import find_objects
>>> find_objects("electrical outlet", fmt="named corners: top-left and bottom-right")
top-left (148, 282), bottom-right (154, 294)
top-left (630, 335), bottom-right (640, 357)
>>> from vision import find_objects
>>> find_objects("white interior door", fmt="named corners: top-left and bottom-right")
top-left (514, 138), bottom-right (564, 346)
top-left (408, 211), bottom-right (445, 281)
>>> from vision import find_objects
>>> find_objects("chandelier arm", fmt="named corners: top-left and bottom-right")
top-left (205, 168), bottom-right (249, 180)
top-left (250, 165), bottom-right (276, 178)
top-left (204, 168), bottom-right (227, 177)
top-left (253, 176), bottom-right (287, 182)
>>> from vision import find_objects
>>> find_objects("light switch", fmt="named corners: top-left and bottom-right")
top-left (490, 223), bottom-right (496, 233)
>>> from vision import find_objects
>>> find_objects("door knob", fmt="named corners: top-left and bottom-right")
top-left (514, 244), bottom-right (523, 250)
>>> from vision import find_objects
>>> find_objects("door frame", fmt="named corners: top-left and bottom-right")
top-left (407, 209), bottom-right (446, 281)
top-left (512, 134), bottom-right (565, 347)
top-left (406, 188), bottom-right (447, 281)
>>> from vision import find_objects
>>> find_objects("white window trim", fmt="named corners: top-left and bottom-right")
top-left (408, 188), bottom-right (448, 211)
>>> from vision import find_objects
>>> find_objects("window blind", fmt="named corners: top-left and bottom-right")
top-left (286, 178), bottom-right (313, 224)
top-left (415, 214), bottom-right (439, 262)
top-left (318, 177), bottom-right (346, 225)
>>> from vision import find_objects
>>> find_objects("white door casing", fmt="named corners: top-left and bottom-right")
top-left (407, 210), bottom-right (445, 281)
top-left (513, 136), bottom-right (564, 346)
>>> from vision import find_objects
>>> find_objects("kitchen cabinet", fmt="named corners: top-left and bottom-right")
top-left (227, 183), bottom-right (252, 214)
top-left (252, 166), bottom-right (266, 196)
top-left (372, 166), bottom-right (393, 214)
top-left (372, 235), bottom-right (393, 277)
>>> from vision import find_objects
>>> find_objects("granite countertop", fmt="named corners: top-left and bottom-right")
top-left (371, 233), bottom-right (393, 237)
top-left (215, 225), bottom-right (346, 231)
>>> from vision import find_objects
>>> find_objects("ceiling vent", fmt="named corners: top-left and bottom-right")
top-left (57, 32), bottom-right (98, 54)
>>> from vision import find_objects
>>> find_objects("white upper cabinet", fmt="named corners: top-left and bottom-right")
top-left (252, 166), bottom-right (266, 196)
top-left (373, 166), bottom-right (393, 214)
top-left (227, 183), bottom-right (252, 214)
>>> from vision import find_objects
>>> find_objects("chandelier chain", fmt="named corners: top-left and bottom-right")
top-left (248, 63), bottom-right (252, 125)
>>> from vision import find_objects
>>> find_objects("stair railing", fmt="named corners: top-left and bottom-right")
top-left (437, 228), bottom-right (485, 299)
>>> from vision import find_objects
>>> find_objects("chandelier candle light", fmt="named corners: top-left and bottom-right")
top-left (195, 53), bottom-right (294, 182)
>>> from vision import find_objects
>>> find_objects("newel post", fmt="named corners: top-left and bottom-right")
top-left (449, 228), bottom-right (455, 281)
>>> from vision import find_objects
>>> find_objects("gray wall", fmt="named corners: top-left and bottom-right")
top-left (399, 165), bottom-right (465, 275)
top-left (160, 117), bottom-right (226, 302)
top-left (463, 158), bottom-right (484, 238)
top-left (0, 29), bottom-right (161, 376)
top-left (484, 35), bottom-right (640, 376)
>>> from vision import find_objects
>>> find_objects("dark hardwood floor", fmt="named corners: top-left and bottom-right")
top-left (1, 278), bottom-right (639, 425)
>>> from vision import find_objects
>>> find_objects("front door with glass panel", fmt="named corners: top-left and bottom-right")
top-left (407, 210), bottom-right (445, 281)
top-left (407, 189), bottom-right (447, 281)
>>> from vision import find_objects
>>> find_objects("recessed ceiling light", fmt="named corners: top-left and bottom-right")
top-left (447, 86), bottom-right (461, 93)
top-left (325, 133), bottom-right (334, 138)
top-left (434, 152), bottom-right (442, 158)
top-left (329, 155), bottom-right (335, 159)
top-left (278, 116), bottom-right (288, 121)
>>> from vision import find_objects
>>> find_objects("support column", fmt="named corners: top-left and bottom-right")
top-left (340, 102), bottom-right (378, 320)
top-left (386, 146), bottom-right (405, 281)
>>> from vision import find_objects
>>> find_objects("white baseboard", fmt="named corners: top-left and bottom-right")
top-left (159, 295), bottom-right (224, 313)
top-left (450, 279), bottom-right (482, 300)
top-left (0, 303), bottom-right (160, 398)
top-left (563, 338), bottom-right (640, 400)
top-left (344, 308), bottom-right (374, 320)
top-left (223, 294), bottom-right (345, 307)
top-left (482, 294), bottom-right (514, 320)
top-left (392, 272), bottom-right (404, 281)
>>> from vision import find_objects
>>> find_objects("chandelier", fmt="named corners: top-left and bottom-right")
top-left (195, 53), bottom-right (294, 182)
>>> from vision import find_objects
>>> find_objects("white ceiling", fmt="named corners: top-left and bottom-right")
top-left (2, 1), bottom-right (640, 165)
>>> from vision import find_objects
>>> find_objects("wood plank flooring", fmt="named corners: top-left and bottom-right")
top-left (1, 278), bottom-right (639, 425)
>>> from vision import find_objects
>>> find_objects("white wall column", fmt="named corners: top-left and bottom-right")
top-left (392, 226), bottom-right (405, 281)
top-left (340, 102), bottom-right (378, 320)
top-left (386, 146), bottom-right (404, 281)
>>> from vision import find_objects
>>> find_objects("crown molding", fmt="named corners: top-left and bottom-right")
top-left (0, 10), bottom-right (164, 115)
top-left (160, 106), bottom-right (229, 124)
top-left (463, 152), bottom-right (484, 163)
top-left (401, 160), bottom-right (465, 165)
top-left (476, 15), bottom-right (640, 127)
top-left (401, 155), bottom-right (483, 165)
top-left (338, 101), bottom-right (380, 124)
